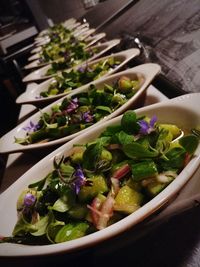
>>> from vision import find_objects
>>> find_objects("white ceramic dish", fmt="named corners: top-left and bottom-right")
top-left (34, 19), bottom-right (80, 45)
top-left (0, 93), bottom-right (199, 257)
top-left (34, 22), bottom-right (87, 48)
top-left (3, 63), bottom-right (160, 153)
top-left (71, 22), bottom-right (89, 32)
top-left (34, 37), bottom-right (51, 48)
top-left (85, 32), bottom-right (106, 47)
top-left (24, 39), bottom-right (120, 71)
top-left (24, 58), bottom-right (51, 70)
top-left (60, 17), bottom-right (77, 27)
top-left (35, 18), bottom-right (77, 40)
top-left (34, 35), bottom-right (50, 46)
top-left (73, 25), bottom-right (92, 38)
top-left (30, 46), bottom-right (43, 54)
top-left (30, 28), bottom-right (96, 61)
top-left (84, 32), bottom-right (106, 47)
top-left (61, 18), bottom-right (79, 29)
top-left (18, 48), bottom-right (140, 105)
top-left (23, 39), bottom-right (120, 77)
top-left (35, 29), bottom-right (49, 40)
top-left (28, 52), bottom-right (41, 62)
top-left (25, 33), bottom-right (107, 70)
top-left (75, 28), bottom-right (96, 40)
top-left (62, 21), bottom-right (81, 31)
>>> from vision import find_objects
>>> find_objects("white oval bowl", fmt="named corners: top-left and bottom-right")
top-left (35, 18), bottom-right (77, 40)
top-left (33, 21), bottom-right (84, 47)
top-left (2, 63), bottom-right (160, 153)
top-left (84, 32), bottom-right (106, 48)
top-left (18, 48), bottom-right (140, 105)
top-left (31, 28), bottom-right (96, 59)
top-left (33, 22), bottom-right (88, 52)
top-left (25, 32), bottom-right (107, 70)
top-left (24, 39), bottom-right (121, 73)
top-left (0, 93), bottom-right (200, 256)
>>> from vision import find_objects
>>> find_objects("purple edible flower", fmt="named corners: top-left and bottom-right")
top-left (138, 115), bottom-right (157, 135)
top-left (66, 98), bottom-right (79, 113)
top-left (72, 165), bottom-right (86, 194)
top-left (66, 98), bottom-right (79, 112)
top-left (77, 66), bottom-right (86, 73)
top-left (78, 63), bottom-right (92, 73)
top-left (82, 111), bottom-right (94, 123)
top-left (23, 121), bottom-right (40, 133)
top-left (23, 193), bottom-right (36, 207)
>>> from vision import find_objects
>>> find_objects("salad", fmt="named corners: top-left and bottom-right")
top-left (46, 24), bottom-right (72, 44)
top-left (38, 39), bottom-right (88, 64)
top-left (36, 24), bottom-right (94, 66)
top-left (15, 75), bottom-right (144, 145)
top-left (40, 57), bottom-right (121, 97)
top-left (2, 110), bottom-right (199, 245)
top-left (44, 45), bottom-right (99, 76)
top-left (37, 23), bottom-right (81, 47)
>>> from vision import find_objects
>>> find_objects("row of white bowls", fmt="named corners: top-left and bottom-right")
top-left (0, 17), bottom-right (200, 257)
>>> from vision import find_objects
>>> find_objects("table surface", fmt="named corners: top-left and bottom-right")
top-left (1, 85), bottom-right (200, 266)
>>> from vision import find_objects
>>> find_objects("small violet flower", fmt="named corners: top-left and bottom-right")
top-left (23, 193), bottom-right (36, 207)
top-left (72, 166), bottom-right (86, 194)
top-left (78, 64), bottom-right (92, 73)
top-left (82, 111), bottom-right (93, 123)
top-left (138, 115), bottom-right (157, 135)
top-left (77, 66), bottom-right (86, 73)
top-left (66, 98), bottom-right (79, 113)
top-left (23, 121), bottom-right (40, 133)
